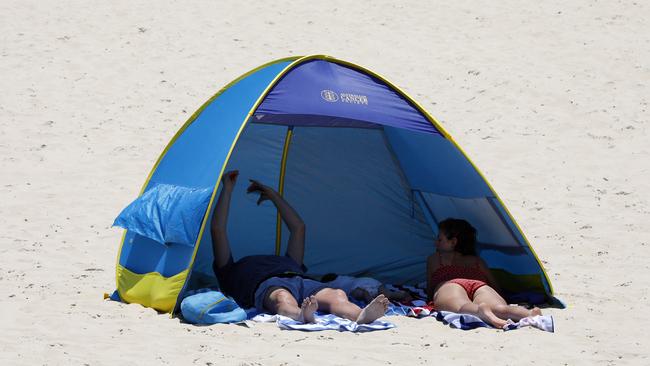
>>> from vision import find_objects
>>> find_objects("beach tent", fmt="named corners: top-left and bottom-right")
top-left (112, 55), bottom-right (560, 314)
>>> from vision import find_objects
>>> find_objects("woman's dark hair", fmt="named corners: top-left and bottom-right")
top-left (438, 218), bottom-right (477, 256)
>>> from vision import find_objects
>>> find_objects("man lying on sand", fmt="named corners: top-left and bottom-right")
top-left (210, 170), bottom-right (389, 324)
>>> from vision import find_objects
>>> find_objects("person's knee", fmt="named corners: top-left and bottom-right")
top-left (267, 289), bottom-right (296, 310)
top-left (457, 301), bottom-right (479, 313)
top-left (275, 290), bottom-right (295, 303)
top-left (331, 288), bottom-right (348, 302)
top-left (318, 288), bottom-right (349, 303)
top-left (476, 302), bottom-right (489, 311)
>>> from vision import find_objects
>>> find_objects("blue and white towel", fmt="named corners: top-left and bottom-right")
top-left (251, 313), bottom-right (396, 332)
top-left (386, 296), bottom-right (554, 332)
top-left (433, 311), bottom-right (554, 332)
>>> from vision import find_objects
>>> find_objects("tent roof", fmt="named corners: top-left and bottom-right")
top-left (255, 59), bottom-right (441, 135)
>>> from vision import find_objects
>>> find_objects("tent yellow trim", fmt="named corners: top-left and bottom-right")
top-left (275, 128), bottom-right (293, 255)
top-left (116, 265), bottom-right (188, 313)
top-left (113, 56), bottom-right (301, 313)
top-left (114, 229), bottom-right (128, 296)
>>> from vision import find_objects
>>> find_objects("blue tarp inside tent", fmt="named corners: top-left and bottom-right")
top-left (113, 55), bottom-right (560, 313)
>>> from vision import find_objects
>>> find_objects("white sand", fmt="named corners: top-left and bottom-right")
top-left (1, 0), bottom-right (649, 364)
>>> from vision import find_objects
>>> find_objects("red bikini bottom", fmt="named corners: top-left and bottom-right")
top-left (447, 278), bottom-right (488, 300)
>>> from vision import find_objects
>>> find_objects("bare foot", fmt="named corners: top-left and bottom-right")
top-left (530, 307), bottom-right (542, 317)
top-left (477, 303), bottom-right (507, 329)
top-left (356, 294), bottom-right (389, 324)
top-left (298, 295), bottom-right (318, 323)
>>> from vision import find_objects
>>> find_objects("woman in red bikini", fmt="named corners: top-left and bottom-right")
top-left (426, 218), bottom-right (541, 328)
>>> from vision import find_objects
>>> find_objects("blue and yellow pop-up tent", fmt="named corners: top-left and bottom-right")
top-left (113, 55), bottom-right (560, 314)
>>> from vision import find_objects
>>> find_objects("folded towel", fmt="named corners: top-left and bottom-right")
top-left (251, 313), bottom-right (396, 332)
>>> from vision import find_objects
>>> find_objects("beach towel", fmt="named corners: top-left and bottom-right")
top-left (244, 282), bottom-right (552, 332)
top-left (386, 294), bottom-right (554, 332)
top-left (250, 312), bottom-right (395, 332)
top-left (433, 311), bottom-right (554, 332)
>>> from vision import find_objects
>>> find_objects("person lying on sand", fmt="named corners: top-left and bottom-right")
top-left (426, 218), bottom-right (542, 328)
top-left (211, 170), bottom-right (389, 324)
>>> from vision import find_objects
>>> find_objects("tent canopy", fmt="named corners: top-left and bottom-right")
top-left (113, 55), bottom-right (558, 314)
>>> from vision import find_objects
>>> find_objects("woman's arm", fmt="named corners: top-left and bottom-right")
top-left (478, 258), bottom-right (503, 294)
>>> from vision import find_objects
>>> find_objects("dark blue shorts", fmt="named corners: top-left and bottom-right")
top-left (253, 276), bottom-right (328, 312)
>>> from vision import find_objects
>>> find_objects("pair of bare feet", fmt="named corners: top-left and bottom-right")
top-left (298, 294), bottom-right (390, 324)
top-left (477, 304), bottom-right (543, 329)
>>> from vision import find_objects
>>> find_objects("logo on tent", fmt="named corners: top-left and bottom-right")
top-left (321, 90), bottom-right (339, 102)
top-left (340, 93), bottom-right (368, 105)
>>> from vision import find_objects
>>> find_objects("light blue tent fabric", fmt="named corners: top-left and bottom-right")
top-left (118, 59), bottom-right (293, 278)
top-left (113, 183), bottom-right (212, 247)
top-left (114, 56), bottom-right (560, 314)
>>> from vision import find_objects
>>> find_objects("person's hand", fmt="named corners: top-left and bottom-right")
top-left (222, 170), bottom-right (239, 191)
top-left (246, 179), bottom-right (276, 205)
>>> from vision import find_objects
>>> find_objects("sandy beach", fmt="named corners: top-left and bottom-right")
top-left (1, 0), bottom-right (649, 364)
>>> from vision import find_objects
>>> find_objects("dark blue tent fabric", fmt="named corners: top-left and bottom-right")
top-left (255, 60), bottom-right (440, 135)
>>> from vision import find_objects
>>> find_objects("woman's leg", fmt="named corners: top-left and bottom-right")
top-left (434, 283), bottom-right (507, 328)
top-left (472, 286), bottom-right (542, 322)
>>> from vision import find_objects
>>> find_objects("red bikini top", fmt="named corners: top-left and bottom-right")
top-left (430, 252), bottom-right (489, 288)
